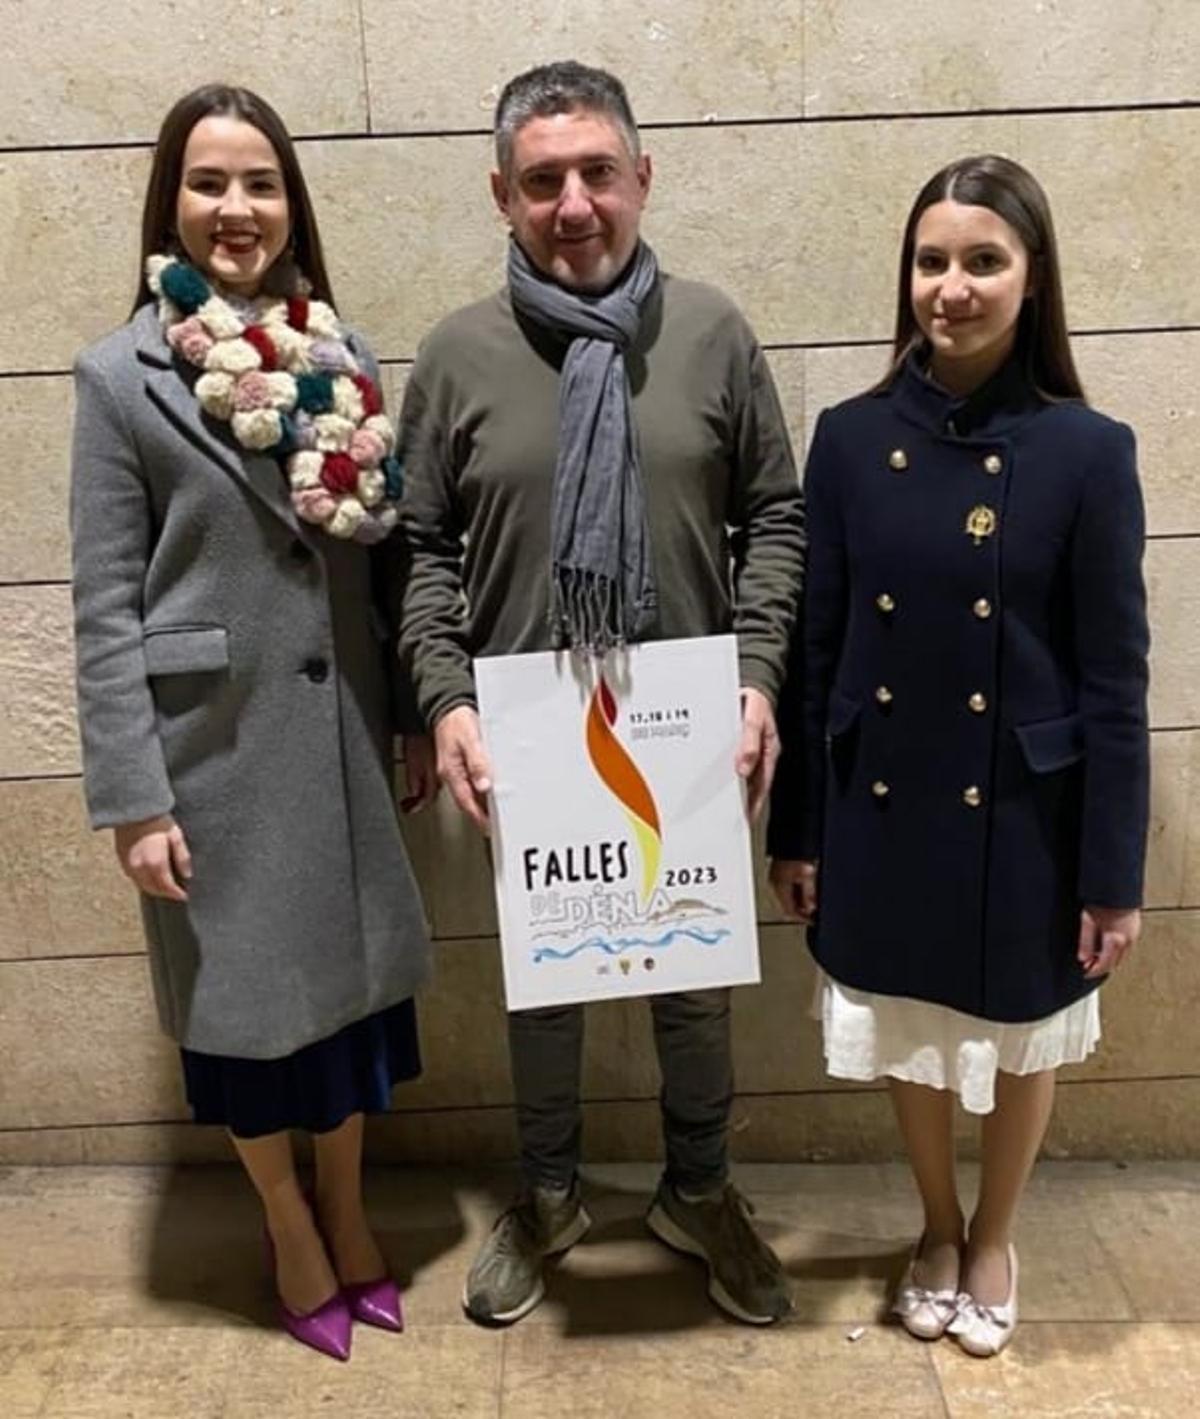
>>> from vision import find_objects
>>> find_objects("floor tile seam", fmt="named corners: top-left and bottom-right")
top-left (354, 0), bottom-right (372, 136)
top-left (7, 1316), bottom-right (1192, 1336)
top-left (206, 1328), bottom-right (240, 1419)
top-left (495, 1319), bottom-right (509, 1419)
top-left (501, 1318), bottom-right (1186, 1334)
top-left (26, 1327), bottom-right (73, 1419)
top-left (984, 1317), bottom-right (1200, 1329)
top-left (27, 1324), bottom-right (135, 1419)
top-left (1073, 1181), bottom-right (1148, 1323)
top-left (0, 1319), bottom-right (249, 1335)
top-left (924, 1334), bottom-right (954, 1419)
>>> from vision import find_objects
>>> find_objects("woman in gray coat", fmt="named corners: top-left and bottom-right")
top-left (70, 85), bottom-right (433, 1360)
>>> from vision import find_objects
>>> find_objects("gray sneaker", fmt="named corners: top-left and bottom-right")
top-left (646, 1180), bottom-right (794, 1324)
top-left (462, 1182), bottom-right (592, 1325)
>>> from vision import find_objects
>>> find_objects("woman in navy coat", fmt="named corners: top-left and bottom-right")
top-left (768, 155), bottom-right (1149, 1356)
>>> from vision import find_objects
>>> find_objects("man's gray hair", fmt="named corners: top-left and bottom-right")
top-left (494, 61), bottom-right (640, 172)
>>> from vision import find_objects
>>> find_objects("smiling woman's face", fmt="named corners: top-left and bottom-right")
top-left (175, 114), bottom-right (290, 296)
top-left (911, 199), bottom-right (1031, 386)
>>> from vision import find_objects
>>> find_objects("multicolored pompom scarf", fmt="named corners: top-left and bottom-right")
top-left (147, 254), bottom-right (403, 543)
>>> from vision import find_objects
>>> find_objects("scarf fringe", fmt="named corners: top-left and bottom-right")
top-left (551, 564), bottom-right (627, 653)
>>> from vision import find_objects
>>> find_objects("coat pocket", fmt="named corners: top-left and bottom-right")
top-left (143, 626), bottom-right (229, 676)
top-left (826, 688), bottom-right (863, 791)
top-left (368, 602), bottom-right (391, 643)
top-left (826, 688), bottom-right (863, 738)
top-left (1013, 712), bottom-right (1085, 773)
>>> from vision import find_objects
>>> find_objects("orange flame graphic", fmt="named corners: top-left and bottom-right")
top-left (585, 676), bottom-right (662, 901)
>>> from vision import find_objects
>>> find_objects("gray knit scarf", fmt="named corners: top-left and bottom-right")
top-left (507, 238), bottom-right (660, 652)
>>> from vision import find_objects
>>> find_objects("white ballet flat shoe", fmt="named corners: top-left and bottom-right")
top-left (948, 1245), bottom-right (1019, 1357)
top-left (891, 1240), bottom-right (961, 1341)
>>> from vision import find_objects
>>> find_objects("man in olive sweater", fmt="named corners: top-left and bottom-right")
top-left (399, 61), bottom-right (804, 1327)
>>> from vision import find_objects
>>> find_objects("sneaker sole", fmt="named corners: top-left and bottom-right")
top-left (645, 1200), bottom-right (783, 1327)
top-left (461, 1205), bottom-right (593, 1326)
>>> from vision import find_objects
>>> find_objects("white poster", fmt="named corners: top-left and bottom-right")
top-left (475, 635), bottom-right (761, 1011)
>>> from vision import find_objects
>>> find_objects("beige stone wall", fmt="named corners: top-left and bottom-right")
top-left (1, 1), bottom-right (1197, 1164)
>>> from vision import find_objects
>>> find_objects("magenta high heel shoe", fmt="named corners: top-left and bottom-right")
top-left (280, 1290), bottom-right (354, 1360)
top-left (265, 1231), bottom-right (352, 1361)
top-left (303, 1187), bottom-right (404, 1334)
top-left (343, 1276), bottom-right (405, 1332)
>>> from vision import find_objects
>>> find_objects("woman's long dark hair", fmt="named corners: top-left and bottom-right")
top-left (875, 154), bottom-right (1084, 402)
top-left (130, 84), bottom-right (334, 316)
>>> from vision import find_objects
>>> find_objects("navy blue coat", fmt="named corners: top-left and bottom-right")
top-left (767, 354), bottom-right (1150, 1022)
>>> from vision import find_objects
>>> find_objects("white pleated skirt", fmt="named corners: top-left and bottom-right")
top-left (813, 969), bottom-right (1101, 1115)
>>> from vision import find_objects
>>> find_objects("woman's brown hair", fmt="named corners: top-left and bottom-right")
top-left (876, 154), bottom-right (1084, 401)
top-left (130, 84), bottom-right (334, 316)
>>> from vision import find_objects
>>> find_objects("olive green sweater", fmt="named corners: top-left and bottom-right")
top-left (398, 274), bottom-right (804, 724)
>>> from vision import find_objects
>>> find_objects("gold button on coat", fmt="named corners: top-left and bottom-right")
top-left (962, 785), bottom-right (983, 807)
top-left (973, 597), bottom-right (993, 619)
top-left (968, 692), bottom-right (988, 713)
top-left (888, 448), bottom-right (908, 471)
top-left (876, 592), bottom-right (896, 613)
top-left (983, 453), bottom-right (1003, 475)
top-left (875, 685), bottom-right (894, 705)
top-left (872, 780), bottom-right (890, 799)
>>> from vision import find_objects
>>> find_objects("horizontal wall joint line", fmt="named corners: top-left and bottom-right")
top-left (761, 323), bottom-right (1200, 354)
top-left (1, 724), bottom-right (1197, 794)
top-left (5, 900), bottom-right (1197, 964)
top-left (3, 327), bottom-right (1200, 383)
top-left (0, 771), bottom-right (80, 785)
top-left (3, 97), bottom-right (1198, 158)
top-left (0, 950), bottom-right (146, 965)
top-left (640, 98), bottom-right (1200, 130)
top-left (4, 1074), bottom-right (1196, 1134)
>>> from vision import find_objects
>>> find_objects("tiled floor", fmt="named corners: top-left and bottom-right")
top-left (2, 1160), bottom-right (1197, 1417)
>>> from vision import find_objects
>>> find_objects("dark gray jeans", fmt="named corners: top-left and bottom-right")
top-left (508, 987), bottom-right (733, 1193)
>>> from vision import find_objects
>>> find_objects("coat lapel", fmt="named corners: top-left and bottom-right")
top-left (133, 305), bottom-right (301, 533)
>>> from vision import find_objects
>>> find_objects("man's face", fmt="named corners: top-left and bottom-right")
top-left (491, 108), bottom-right (651, 293)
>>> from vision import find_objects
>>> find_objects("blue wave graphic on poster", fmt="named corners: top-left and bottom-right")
top-left (533, 927), bottom-right (731, 964)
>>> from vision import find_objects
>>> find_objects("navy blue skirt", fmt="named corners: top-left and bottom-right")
top-left (181, 998), bottom-right (421, 1139)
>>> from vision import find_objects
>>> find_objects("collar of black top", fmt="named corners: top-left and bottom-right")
top-left (888, 347), bottom-right (1042, 439)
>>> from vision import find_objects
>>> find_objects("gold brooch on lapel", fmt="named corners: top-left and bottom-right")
top-left (965, 505), bottom-right (997, 545)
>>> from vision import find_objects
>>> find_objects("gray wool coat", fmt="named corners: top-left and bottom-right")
top-left (70, 303), bottom-right (432, 1059)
